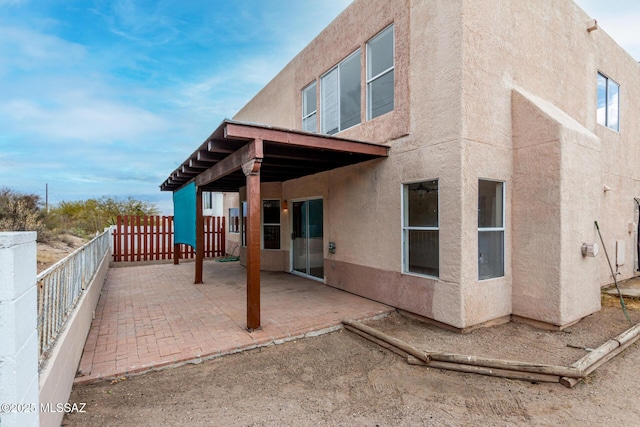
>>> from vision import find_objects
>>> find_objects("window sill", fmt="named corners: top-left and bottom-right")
top-left (402, 271), bottom-right (439, 281)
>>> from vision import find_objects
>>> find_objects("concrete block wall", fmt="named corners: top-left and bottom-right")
top-left (0, 232), bottom-right (40, 427)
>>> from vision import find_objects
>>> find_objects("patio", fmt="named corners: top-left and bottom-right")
top-left (74, 260), bottom-right (393, 384)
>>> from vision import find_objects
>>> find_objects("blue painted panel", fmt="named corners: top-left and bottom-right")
top-left (173, 182), bottom-right (196, 248)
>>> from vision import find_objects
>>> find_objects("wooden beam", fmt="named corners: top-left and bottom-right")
top-left (224, 122), bottom-right (388, 157)
top-left (245, 155), bottom-right (261, 330)
top-left (196, 140), bottom-right (263, 188)
top-left (208, 139), bottom-right (237, 153)
top-left (195, 186), bottom-right (204, 284)
top-left (197, 150), bottom-right (225, 163)
top-left (189, 159), bottom-right (211, 169)
top-left (180, 166), bottom-right (199, 176)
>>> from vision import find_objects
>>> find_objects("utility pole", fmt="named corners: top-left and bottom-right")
top-left (45, 183), bottom-right (48, 212)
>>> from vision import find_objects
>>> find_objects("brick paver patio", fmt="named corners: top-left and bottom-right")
top-left (75, 261), bottom-right (393, 384)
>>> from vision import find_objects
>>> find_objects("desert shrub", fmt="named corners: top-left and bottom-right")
top-left (0, 188), bottom-right (53, 242)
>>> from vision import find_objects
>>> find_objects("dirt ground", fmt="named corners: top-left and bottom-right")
top-left (64, 295), bottom-right (640, 427)
top-left (37, 234), bottom-right (87, 273)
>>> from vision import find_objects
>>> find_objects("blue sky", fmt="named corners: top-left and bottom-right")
top-left (0, 0), bottom-right (637, 215)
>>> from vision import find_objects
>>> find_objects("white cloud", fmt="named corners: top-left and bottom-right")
top-left (0, 97), bottom-right (167, 142)
top-left (0, 25), bottom-right (86, 73)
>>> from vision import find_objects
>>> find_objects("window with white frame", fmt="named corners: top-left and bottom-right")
top-left (597, 72), bottom-right (619, 131)
top-left (367, 24), bottom-right (394, 120)
top-left (321, 50), bottom-right (361, 134)
top-left (241, 201), bottom-right (247, 247)
top-left (203, 192), bottom-right (213, 210)
top-left (229, 208), bottom-right (239, 233)
top-left (403, 180), bottom-right (439, 277)
top-left (262, 199), bottom-right (281, 250)
top-left (478, 180), bottom-right (504, 280)
top-left (302, 81), bottom-right (317, 132)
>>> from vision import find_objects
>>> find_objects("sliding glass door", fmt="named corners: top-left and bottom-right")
top-left (292, 199), bottom-right (323, 279)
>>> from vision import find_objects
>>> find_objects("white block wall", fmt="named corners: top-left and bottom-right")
top-left (0, 232), bottom-right (39, 427)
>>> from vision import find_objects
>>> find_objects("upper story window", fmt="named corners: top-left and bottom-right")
top-left (367, 24), bottom-right (394, 120)
top-left (302, 82), bottom-right (317, 133)
top-left (597, 72), bottom-right (619, 132)
top-left (321, 50), bottom-right (361, 135)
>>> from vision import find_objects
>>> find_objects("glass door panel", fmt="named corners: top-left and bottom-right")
top-left (308, 199), bottom-right (324, 278)
top-left (292, 201), bottom-right (307, 274)
top-left (291, 199), bottom-right (323, 279)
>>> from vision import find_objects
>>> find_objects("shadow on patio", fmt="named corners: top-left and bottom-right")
top-left (74, 261), bottom-right (393, 384)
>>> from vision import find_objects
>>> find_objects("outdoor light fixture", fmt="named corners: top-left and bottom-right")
top-left (282, 200), bottom-right (288, 211)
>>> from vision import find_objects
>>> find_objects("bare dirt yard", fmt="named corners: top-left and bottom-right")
top-left (37, 234), bottom-right (87, 273)
top-left (63, 294), bottom-right (640, 427)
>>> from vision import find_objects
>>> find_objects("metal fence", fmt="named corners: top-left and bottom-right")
top-left (37, 230), bottom-right (110, 364)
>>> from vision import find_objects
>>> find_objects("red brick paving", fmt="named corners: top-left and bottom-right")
top-left (74, 261), bottom-right (392, 384)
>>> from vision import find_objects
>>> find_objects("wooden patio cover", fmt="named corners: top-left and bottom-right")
top-left (160, 120), bottom-right (389, 330)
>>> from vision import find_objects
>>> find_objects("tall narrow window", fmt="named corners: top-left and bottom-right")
top-left (403, 180), bottom-right (439, 277)
top-left (302, 81), bottom-right (317, 132)
top-left (478, 180), bottom-right (504, 280)
top-left (241, 201), bottom-right (247, 247)
top-left (597, 72), bottom-right (620, 131)
top-left (262, 199), bottom-right (281, 250)
top-left (367, 25), bottom-right (394, 120)
top-left (203, 192), bottom-right (213, 210)
top-left (321, 50), bottom-right (361, 134)
top-left (229, 208), bottom-right (239, 233)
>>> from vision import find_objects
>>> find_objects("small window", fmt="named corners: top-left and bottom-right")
top-left (203, 192), bottom-right (213, 210)
top-left (241, 201), bottom-right (247, 247)
top-left (229, 208), bottom-right (239, 233)
top-left (321, 50), bottom-right (361, 134)
top-left (302, 81), bottom-right (317, 132)
top-left (367, 25), bottom-right (394, 120)
top-left (478, 180), bottom-right (504, 280)
top-left (402, 180), bottom-right (439, 277)
top-left (262, 200), bottom-right (281, 250)
top-left (597, 72), bottom-right (619, 131)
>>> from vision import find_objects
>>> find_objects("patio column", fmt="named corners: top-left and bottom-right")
top-left (243, 151), bottom-right (262, 330)
top-left (195, 186), bottom-right (204, 284)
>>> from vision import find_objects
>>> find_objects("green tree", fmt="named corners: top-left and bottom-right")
top-left (50, 196), bottom-right (159, 236)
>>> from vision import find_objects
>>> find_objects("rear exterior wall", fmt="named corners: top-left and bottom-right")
top-left (232, 0), bottom-right (640, 329)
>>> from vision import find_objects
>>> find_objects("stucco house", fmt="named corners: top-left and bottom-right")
top-left (161, 0), bottom-right (640, 331)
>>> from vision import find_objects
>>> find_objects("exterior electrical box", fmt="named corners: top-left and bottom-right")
top-left (582, 243), bottom-right (599, 257)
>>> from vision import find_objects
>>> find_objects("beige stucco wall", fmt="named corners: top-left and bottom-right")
top-left (229, 0), bottom-right (640, 329)
top-left (234, 0), bottom-right (410, 144)
top-left (233, 0), bottom-right (471, 328)
top-left (459, 0), bottom-right (640, 326)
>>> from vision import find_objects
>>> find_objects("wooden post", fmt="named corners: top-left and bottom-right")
top-left (195, 186), bottom-right (204, 284)
top-left (244, 152), bottom-right (262, 330)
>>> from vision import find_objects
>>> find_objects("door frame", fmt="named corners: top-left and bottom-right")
top-left (289, 196), bottom-right (324, 282)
